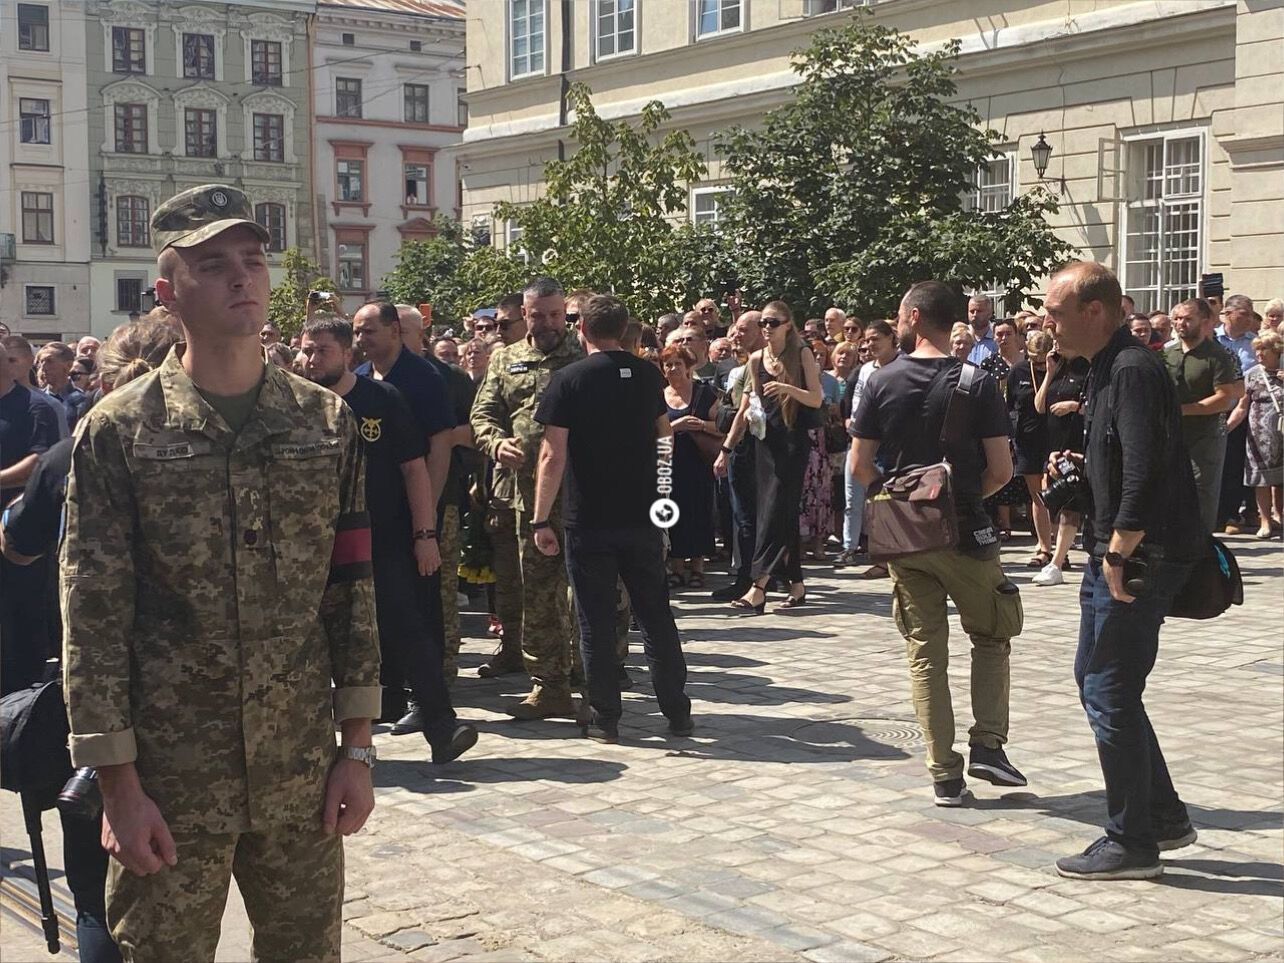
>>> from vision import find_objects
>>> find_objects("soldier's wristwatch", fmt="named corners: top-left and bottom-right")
top-left (340, 745), bottom-right (377, 768)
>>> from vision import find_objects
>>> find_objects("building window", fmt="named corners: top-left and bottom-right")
top-left (457, 89), bottom-right (468, 127)
top-left (335, 78), bottom-right (362, 118)
top-left (255, 203), bottom-right (286, 252)
top-left (18, 4), bottom-right (50, 52)
top-left (595, 0), bottom-right (635, 59)
top-left (506, 219), bottom-right (529, 263)
top-left (509, 0), bottom-right (545, 79)
top-left (405, 164), bottom-right (430, 206)
top-left (691, 187), bottom-right (730, 227)
top-left (184, 108), bottom-right (217, 158)
top-left (963, 153), bottom-right (1015, 213)
top-left (21, 192), bottom-right (55, 244)
top-left (805, 0), bottom-right (857, 13)
top-left (337, 160), bottom-right (364, 202)
top-left (336, 240), bottom-right (367, 290)
top-left (696, 0), bottom-right (741, 37)
top-left (116, 195), bottom-right (150, 247)
top-left (25, 285), bottom-right (56, 316)
top-left (251, 40), bottom-right (283, 86)
top-left (182, 33), bottom-right (216, 79)
top-left (409, 40), bottom-right (422, 52)
top-left (114, 103), bottom-right (148, 153)
top-left (116, 278), bottom-right (143, 313)
top-left (19, 98), bottom-right (52, 144)
top-left (341, 32), bottom-right (355, 46)
top-left (252, 113), bottom-right (284, 162)
top-left (404, 84), bottom-right (430, 123)
top-left (112, 26), bottom-right (146, 74)
top-left (1124, 133), bottom-right (1204, 314)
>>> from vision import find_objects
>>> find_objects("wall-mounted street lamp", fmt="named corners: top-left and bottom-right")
top-left (1031, 133), bottom-right (1066, 194)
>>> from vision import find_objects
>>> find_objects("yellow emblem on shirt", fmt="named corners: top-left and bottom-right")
top-left (360, 417), bottom-right (382, 443)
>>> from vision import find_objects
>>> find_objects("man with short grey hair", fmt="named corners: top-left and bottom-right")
top-left (966, 295), bottom-right (998, 363)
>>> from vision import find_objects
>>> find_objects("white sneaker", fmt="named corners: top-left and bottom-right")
top-left (1032, 562), bottom-right (1063, 586)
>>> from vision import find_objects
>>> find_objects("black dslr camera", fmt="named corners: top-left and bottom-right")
top-left (1040, 455), bottom-right (1088, 517)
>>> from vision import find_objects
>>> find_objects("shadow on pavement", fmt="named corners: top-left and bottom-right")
top-left (1157, 858), bottom-right (1284, 897)
top-left (374, 756), bottom-right (628, 793)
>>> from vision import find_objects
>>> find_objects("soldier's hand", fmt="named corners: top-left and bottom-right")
top-left (323, 759), bottom-right (375, 836)
top-left (495, 438), bottom-right (525, 468)
top-left (102, 790), bottom-right (178, 876)
top-left (415, 536), bottom-right (441, 576)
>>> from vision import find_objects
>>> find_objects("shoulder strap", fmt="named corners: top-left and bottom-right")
top-left (937, 362), bottom-right (978, 451)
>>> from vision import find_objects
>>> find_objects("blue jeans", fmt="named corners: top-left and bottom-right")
top-left (843, 470), bottom-right (867, 552)
top-left (1075, 555), bottom-right (1192, 856)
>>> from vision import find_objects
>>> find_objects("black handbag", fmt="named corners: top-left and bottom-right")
top-left (1169, 536), bottom-right (1243, 620)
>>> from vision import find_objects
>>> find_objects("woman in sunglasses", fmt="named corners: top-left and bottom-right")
top-left (714, 301), bottom-right (824, 613)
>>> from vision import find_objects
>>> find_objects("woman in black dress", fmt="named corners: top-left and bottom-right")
top-left (1007, 330), bottom-right (1053, 566)
top-left (1031, 344), bottom-right (1091, 584)
top-left (661, 344), bottom-right (721, 588)
top-left (982, 318), bottom-right (1029, 539)
top-left (714, 301), bottom-right (824, 613)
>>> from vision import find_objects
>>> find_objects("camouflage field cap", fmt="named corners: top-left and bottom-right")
top-left (151, 184), bottom-right (271, 254)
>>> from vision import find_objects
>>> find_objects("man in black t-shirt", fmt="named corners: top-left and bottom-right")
top-left (301, 318), bottom-right (477, 764)
top-left (850, 280), bottom-right (1026, 808)
top-left (531, 295), bottom-right (693, 744)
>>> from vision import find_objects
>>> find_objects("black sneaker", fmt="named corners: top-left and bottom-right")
top-left (967, 745), bottom-right (1028, 787)
top-left (389, 703), bottom-right (424, 736)
top-left (933, 777), bottom-right (971, 807)
top-left (1155, 819), bottom-right (1198, 852)
top-left (583, 721), bottom-right (619, 744)
top-left (1056, 836), bottom-right (1162, 880)
top-left (429, 723), bottom-right (478, 765)
top-left (668, 715), bottom-right (695, 737)
top-left (833, 549), bottom-right (862, 569)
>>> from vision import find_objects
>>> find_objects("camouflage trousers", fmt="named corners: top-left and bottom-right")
top-left (107, 822), bottom-right (342, 963)
top-left (510, 505), bottom-right (575, 689)
top-left (487, 505), bottom-right (524, 664)
top-left (439, 504), bottom-right (463, 683)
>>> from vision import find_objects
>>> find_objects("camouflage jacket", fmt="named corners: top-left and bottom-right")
top-left (469, 332), bottom-right (583, 512)
top-left (60, 346), bottom-right (380, 834)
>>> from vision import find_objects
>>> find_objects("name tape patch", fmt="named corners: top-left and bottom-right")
top-left (507, 362), bottom-right (533, 374)
top-left (133, 442), bottom-right (197, 460)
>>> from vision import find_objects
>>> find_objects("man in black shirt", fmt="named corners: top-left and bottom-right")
top-left (531, 295), bottom-right (693, 744)
top-left (851, 280), bottom-right (1026, 808)
top-left (1042, 262), bottom-right (1200, 881)
top-left (302, 318), bottom-right (477, 764)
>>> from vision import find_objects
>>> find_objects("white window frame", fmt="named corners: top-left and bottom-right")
top-left (1120, 128), bottom-right (1206, 315)
top-left (594, 0), bottom-right (637, 62)
top-left (690, 186), bottom-right (732, 227)
top-left (962, 149), bottom-right (1016, 309)
top-left (694, 0), bottom-right (744, 40)
top-left (19, 98), bottom-right (52, 145)
top-left (508, 0), bottom-right (547, 81)
top-left (506, 219), bottom-right (530, 264)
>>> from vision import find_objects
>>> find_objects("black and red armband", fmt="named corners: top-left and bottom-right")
top-left (328, 511), bottom-right (373, 585)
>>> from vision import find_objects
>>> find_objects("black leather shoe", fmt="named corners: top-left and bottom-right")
top-left (429, 723), bottom-right (478, 764)
top-left (711, 581), bottom-right (750, 602)
top-left (389, 704), bottom-right (424, 736)
top-left (378, 689), bottom-right (408, 725)
top-left (668, 715), bottom-right (695, 737)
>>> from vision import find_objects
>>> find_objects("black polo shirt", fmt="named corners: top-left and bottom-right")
top-left (340, 376), bottom-right (425, 552)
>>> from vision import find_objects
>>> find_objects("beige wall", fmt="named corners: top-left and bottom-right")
top-left (460, 0), bottom-right (1284, 306)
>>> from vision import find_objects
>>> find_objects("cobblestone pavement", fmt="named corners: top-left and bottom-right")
top-left (2, 537), bottom-right (1280, 962)
top-left (340, 535), bottom-right (1283, 962)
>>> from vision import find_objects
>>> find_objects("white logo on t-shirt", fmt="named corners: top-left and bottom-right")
top-left (619, 368), bottom-right (632, 378)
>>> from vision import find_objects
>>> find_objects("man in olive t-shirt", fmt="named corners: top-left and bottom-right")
top-left (1163, 298), bottom-right (1244, 535)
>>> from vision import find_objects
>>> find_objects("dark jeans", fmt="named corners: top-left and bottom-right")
top-left (1075, 555), bottom-right (1192, 856)
top-left (1218, 420), bottom-right (1251, 526)
top-left (726, 441), bottom-right (757, 586)
top-left (564, 525), bottom-right (691, 727)
top-left (61, 810), bottom-right (121, 963)
top-left (372, 548), bottom-right (457, 743)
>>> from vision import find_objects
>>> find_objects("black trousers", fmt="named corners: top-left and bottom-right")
top-left (372, 546), bottom-right (457, 743)
top-left (727, 440), bottom-right (758, 585)
top-left (1218, 421), bottom-right (1251, 526)
top-left (62, 810), bottom-right (121, 963)
top-left (564, 526), bottom-right (691, 726)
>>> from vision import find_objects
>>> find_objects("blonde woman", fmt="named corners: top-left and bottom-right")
top-left (950, 323), bottom-right (975, 362)
top-left (714, 301), bottom-right (823, 613)
top-left (1228, 330), bottom-right (1284, 536)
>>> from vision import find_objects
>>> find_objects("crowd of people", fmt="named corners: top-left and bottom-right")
top-left (0, 179), bottom-right (1279, 960)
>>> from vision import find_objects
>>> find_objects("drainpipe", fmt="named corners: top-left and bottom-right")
top-left (556, 0), bottom-right (571, 162)
top-left (306, 10), bottom-right (321, 262)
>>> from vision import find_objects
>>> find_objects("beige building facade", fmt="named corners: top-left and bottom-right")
top-left (458, 0), bottom-right (1284, 312)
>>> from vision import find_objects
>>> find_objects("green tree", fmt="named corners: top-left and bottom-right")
top-left (267, 247), bottom-right (336, 340)
top-left (495, 83), bottom-right (725, 320)
top-left (716, 13), bottom-right (1075, 317)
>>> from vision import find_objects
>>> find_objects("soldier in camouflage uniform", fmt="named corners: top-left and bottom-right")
top-left (60, 185), bottom-right (381, 963)
top-left (471, 277), bottom-right (585, 719)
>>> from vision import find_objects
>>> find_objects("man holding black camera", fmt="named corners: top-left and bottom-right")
top-left (1043, 261), bottom-right (1201, 881)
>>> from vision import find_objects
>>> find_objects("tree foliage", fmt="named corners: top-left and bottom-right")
top-left (267, 248), bottom-right (336, 340)
top-left (716, 13), bottom-right (1076, 317)
top-left (495, 83), bottom-right (733, 319)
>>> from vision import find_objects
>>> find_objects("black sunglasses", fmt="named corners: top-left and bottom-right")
top-left (566, 312), bottom-right (580, 324)
top-left (759, 317), bottom-right (788, 329)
